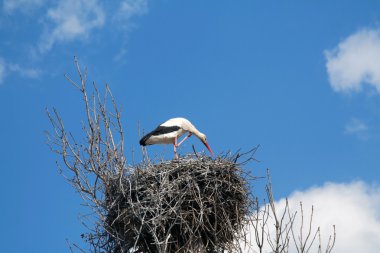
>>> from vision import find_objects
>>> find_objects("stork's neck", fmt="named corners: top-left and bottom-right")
top-left (191, 128), bottom-right (203, 139)
top-left (179, 118), bottom-right (204, 140)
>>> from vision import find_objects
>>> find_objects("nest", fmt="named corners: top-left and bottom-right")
top-left (102, 154), bottom-right (253, 253)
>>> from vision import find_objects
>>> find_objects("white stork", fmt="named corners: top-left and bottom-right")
top-left (139, 117), bottom-right (214, 158)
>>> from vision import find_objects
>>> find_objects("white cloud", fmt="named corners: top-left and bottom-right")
top-left (117, 0), bottom-right (148, 21)
top-left (38, 0), bottom-right (105, 53)
top-left (0, 58), bottom-right (5, 84)
top-left (8, 63), bottom-right (41, 79)
top-left (242, 181), bottom-right (380, 253)
top-left (0, 57), bottom-right (41, 84)
top-left (325, 28), bottom-right (380, 93)
top-left (3, 0), bottom-right (43, 13)
top-left (344, 118), bottom-right (368, 138)
top-left (113, 0), bottom-right (148, 61)
top-left (5, 1), bottom-right (148, 55)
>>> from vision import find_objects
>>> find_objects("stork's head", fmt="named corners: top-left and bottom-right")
top-left (198, 133), bottom-right (214, 156)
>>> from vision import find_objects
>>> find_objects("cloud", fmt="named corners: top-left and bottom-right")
top-left (344, 118), bottom-right (369, 139)
top-left (113, 0), bottom-right (148, 61)
top-left (8, 63), bottom-right (41, 79)
top-left (0, 57), bottom-right (41, 84)
top-left (2, 0), bottom-right (43, 13)
top-left (38, 0), bottom-right (105, 53)
top-left (242, 181), bottom-right (380, 253)
top-left (0, 58), bottom-right (5, 84)
top-left (4, 1), bottom-right (148, 56)
top-left (325, 28), bottom-right (380, 93)
top-left (116, 0), bottom-right (148, 22)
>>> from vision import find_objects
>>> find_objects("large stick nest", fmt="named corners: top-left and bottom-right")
top-left (102, 154), bottom-right (254, 253)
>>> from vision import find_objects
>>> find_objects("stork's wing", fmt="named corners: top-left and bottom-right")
top-left (139, 126), bottom-right (181, 146)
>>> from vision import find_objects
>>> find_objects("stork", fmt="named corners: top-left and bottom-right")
top-left (139, 117), bottom-right (214, 158)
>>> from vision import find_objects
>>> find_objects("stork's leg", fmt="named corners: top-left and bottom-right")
top-left (173, 144), bottom-right (178, 159)
top-left (173, 136), bottom-right (179, 159)
top-left (177, 133), bottom-right (192, 147)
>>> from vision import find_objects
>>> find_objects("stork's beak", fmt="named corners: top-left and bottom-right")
top-left (203, 141), bottom-right (214, 156)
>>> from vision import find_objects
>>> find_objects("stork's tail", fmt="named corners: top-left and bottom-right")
top-left (139, 134), bottom-right (151, 146)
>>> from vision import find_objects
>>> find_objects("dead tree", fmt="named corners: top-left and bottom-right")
top-left (47, 57), bottom-right (127, 252)
top-left (248, 169), bottom-right (336, 253)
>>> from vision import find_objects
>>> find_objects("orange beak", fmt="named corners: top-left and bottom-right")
top-left (203, 142), bottom-right (214, 156)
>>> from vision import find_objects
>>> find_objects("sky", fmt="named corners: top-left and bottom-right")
top-left (0, 0), bottom-right (380, 252)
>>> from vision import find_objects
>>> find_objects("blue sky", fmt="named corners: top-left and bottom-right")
top-left (1, 1), bottom-right (380, 252)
